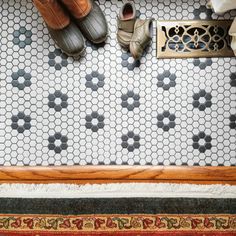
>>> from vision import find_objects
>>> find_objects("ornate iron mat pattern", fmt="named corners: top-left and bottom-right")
top-left (0, 0), bottom-right (236, 167)
top-left (157, 20), bottom-right (234, 58)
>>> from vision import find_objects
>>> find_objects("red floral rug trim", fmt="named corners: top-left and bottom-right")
top-left (1, 231), bottom-right (236, 236)
top-left (0, 214), bottom-right (235, 235)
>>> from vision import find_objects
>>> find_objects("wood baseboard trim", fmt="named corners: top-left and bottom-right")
top-left (0, 166), bottom-right (235, 184)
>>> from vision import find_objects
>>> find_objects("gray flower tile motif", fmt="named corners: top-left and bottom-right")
top-left (0, 0), bottom-right (236, 167)
top-left (157, 71), bottom-right (176, 90)
top-left (230, 115), bottom-right (236, 129)
top-left (85, 71), bottom-right (105, 91)
top-left (230, 73), bottom-right (236, 87)
top-left (11, 69), bottom-right (32, 90)
top-left (192, 90), bottom-right (212, 111)
top-left (121, 91), bottom-right (140, 111)
top-left (11, 112), bottom-right (31, 133)
top-left (85, 112), bottom-right (105, 132)
top-left (121, 131), bottom-right (140, 152)
top-left (48, 91), bottom-right (68, 112)
top-left (193, 58), bottom-right (212, 69)
top-left (121, 52), bottom-right (140, 70)
top-left (157, 111), bottom-right (176, 131)
top-left (13, 27), bottom-right (32, 48)
top-left (136, 10), bottom-right (141, 17)
top-left (48, 49), bottom-right (68, 70)
top-left (193, 5), bottom-right (213, 19)
top-left (192, 132), bottom-right (212, 153)
top-left (48, 133), bottom-right (68, 154)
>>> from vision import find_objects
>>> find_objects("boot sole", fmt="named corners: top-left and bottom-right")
top-left (59, 47), bottom-right (86, 60)
top-left (89, 33), bottom-right (108, 45)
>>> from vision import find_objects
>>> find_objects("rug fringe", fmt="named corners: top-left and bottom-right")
top-left (0, 183), bottom-right (235, 198)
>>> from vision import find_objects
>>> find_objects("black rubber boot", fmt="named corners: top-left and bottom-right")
top-left (75, 1), bottom-right (108, 44)
top-left (48, 22), bottom-right (85, 58)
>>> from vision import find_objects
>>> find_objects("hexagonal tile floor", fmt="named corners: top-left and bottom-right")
top-left (0, 0), bottom-right (236, 166)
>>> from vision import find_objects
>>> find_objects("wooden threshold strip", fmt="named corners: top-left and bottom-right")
top-left (0, 166), bottom-right (235, 185)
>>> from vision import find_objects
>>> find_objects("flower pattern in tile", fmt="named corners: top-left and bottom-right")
top-left (0, 0), bottom-right (235, 166)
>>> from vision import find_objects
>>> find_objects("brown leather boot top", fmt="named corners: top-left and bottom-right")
top-left (60, 0), bottom-right (92, 20)
top-left (33, 0), bottom-right (70, 30)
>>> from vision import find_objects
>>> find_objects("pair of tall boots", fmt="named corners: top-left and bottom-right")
top-left (33, 0), bottom-right (108, 58)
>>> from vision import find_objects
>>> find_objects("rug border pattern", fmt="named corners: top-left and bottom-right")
top-left (0, 214), bottom-right (235, 233)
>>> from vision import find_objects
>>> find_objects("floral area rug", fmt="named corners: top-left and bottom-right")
top-left (0, 183), bottom-right (235, 235)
